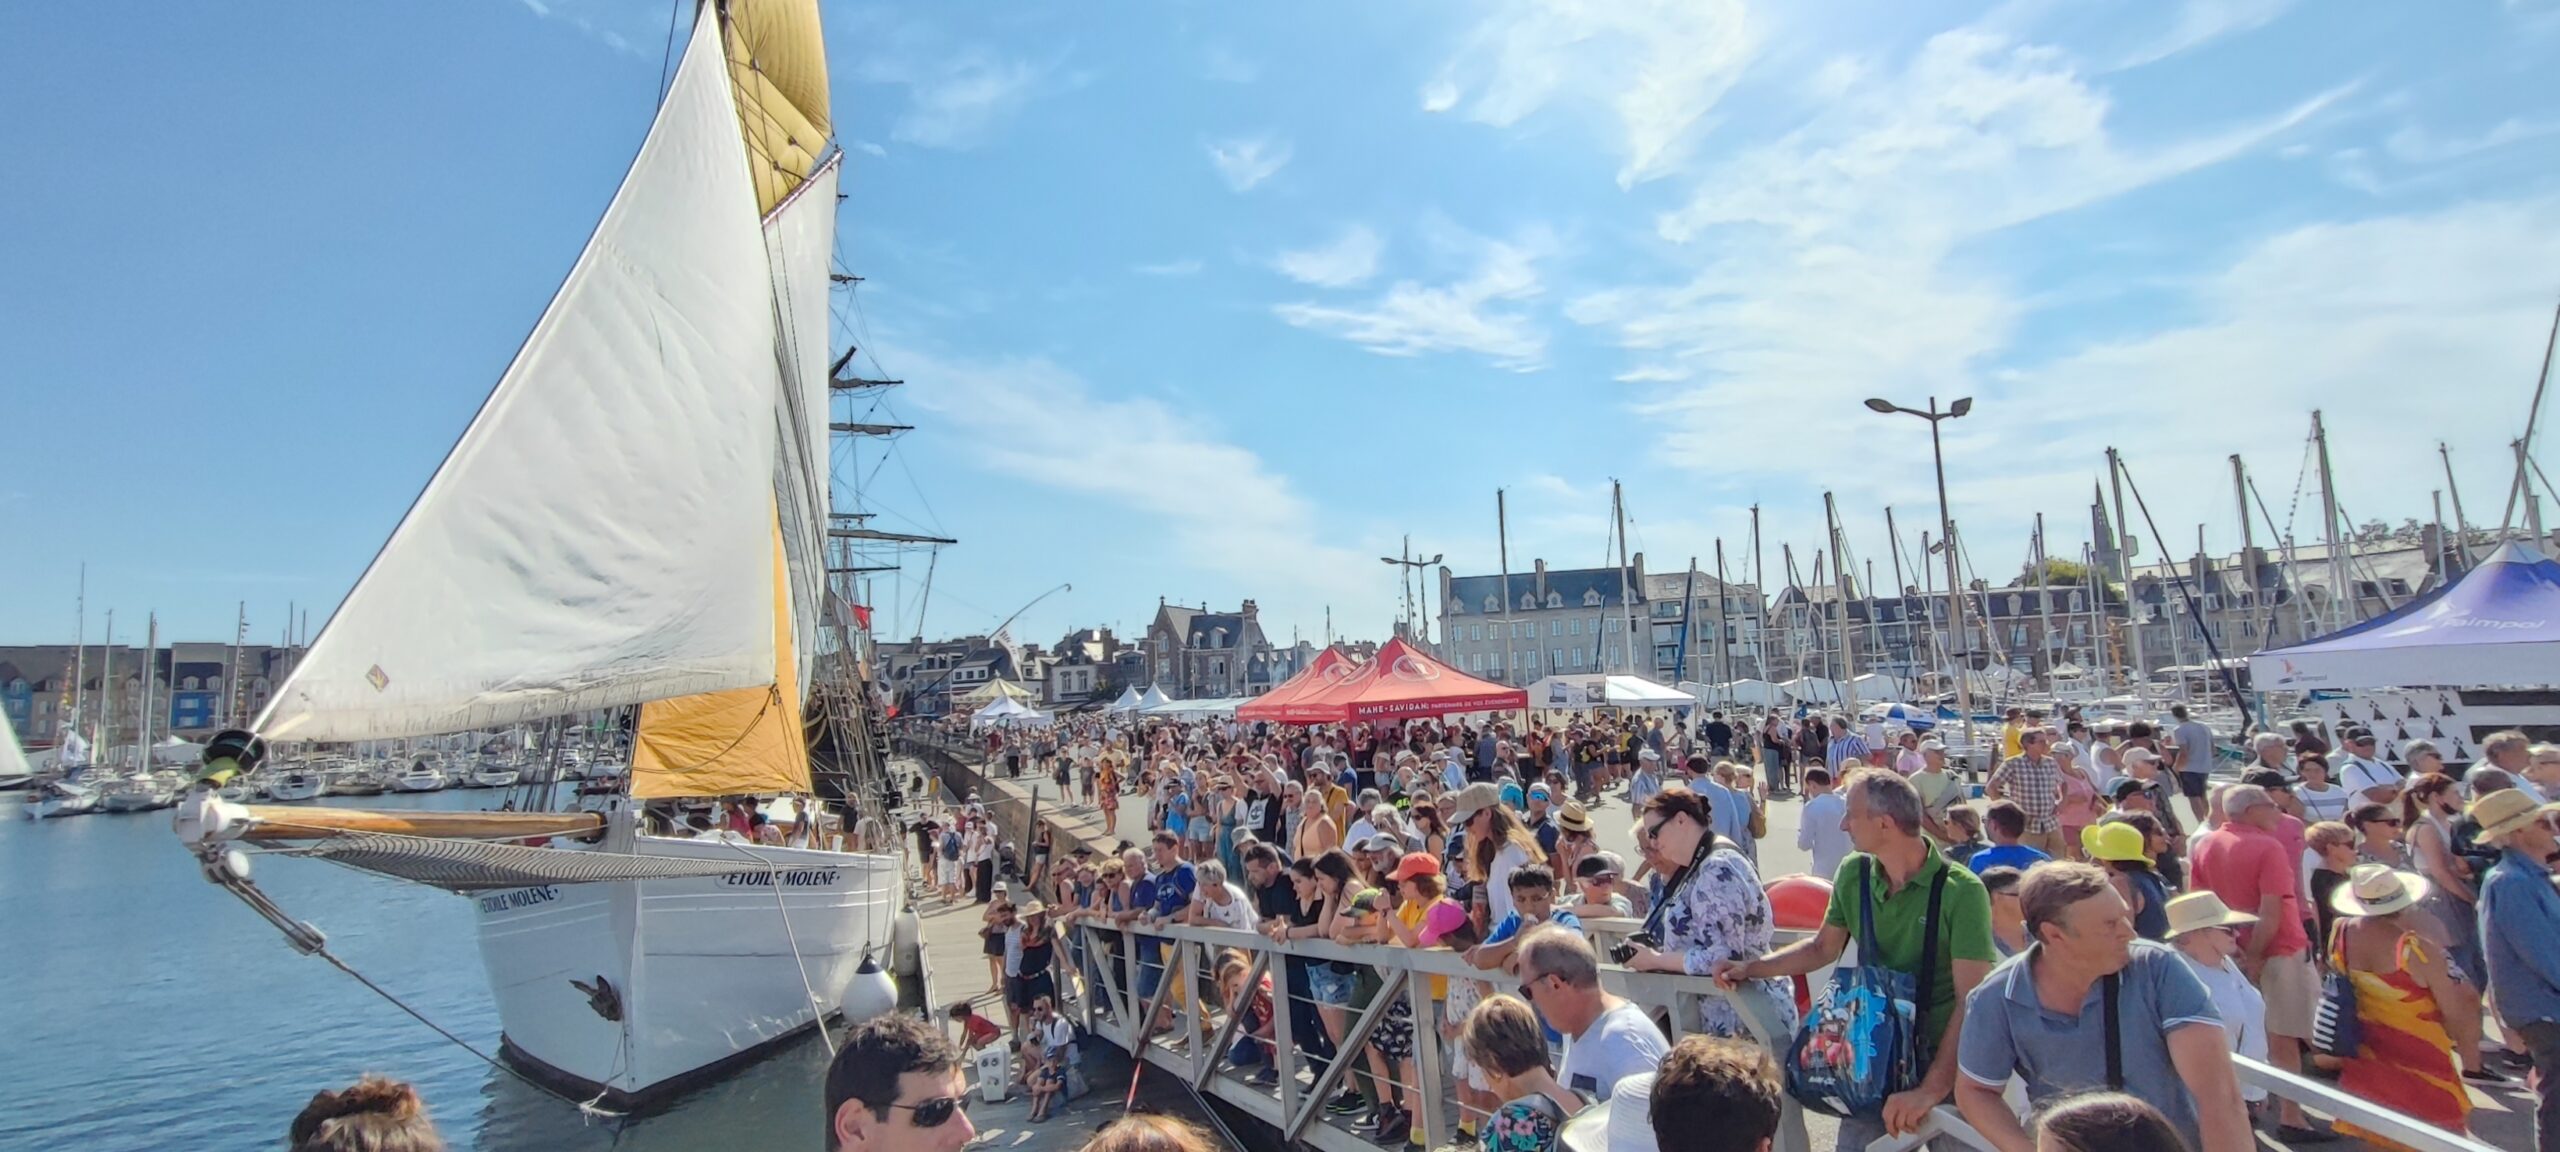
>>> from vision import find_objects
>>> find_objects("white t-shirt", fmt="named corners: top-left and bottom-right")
top-left (1799, 792), bottom-right (1851, 879)
top-left (2339, 756), bottom-right (2401, 802)
top-left (1346, 818), bottom-right (1378, 849)
top-left (2180, 953), bottom-right (2269, 1103)
top-left (1198, 884), bottom-right (1258, 931)
top-left (1487, 841), bottom-right (1535, 924)
top-left (2295, 782), bottom-right (2351, 824)
top-left (1559, 1000), bottom-right (1669, 1102)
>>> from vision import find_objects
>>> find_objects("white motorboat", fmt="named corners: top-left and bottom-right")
top-left (470, 763), bottom-right (522, 789)
top-left (391, 756), bottom-right (449, 793)
top-left (26, 779), bottom-right (100, 820)
top-left (170, 2), bottom-right (907, 1110)
top-left (265, 768), bottom-right (327, 802)
top-left (96, 774), bottom-right (180, 814)
top-left (329, 764), bottom-right (388, 796)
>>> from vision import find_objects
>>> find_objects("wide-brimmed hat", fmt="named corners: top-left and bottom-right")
top-left (1557, 803), bottom-right (1593, 834)
top-left (2082, 821), bottom-right (2150, 863)
top-left (2330, 862), bottom-right (2430, 917)
top-left (1385, 852), bottom-right (1443, 882)
top-left (2121, 747), bottom-right (2161, 768)
top-left (1448, 781), bottom-right (1504, 824)
top-left (2471, 788), bottom-right (2555, 841)
top-left (2164, 892), bottom-right (2258, 938)
top-left (1019, 901), bottom-right (1048, 918)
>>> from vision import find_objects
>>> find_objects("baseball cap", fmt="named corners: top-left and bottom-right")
top-left (2107, 777), bottom-right (2148, 801)
top-left (1386, 852), bottom-right (1443, 882)
top-left (1528, 783), bottom-right (1553, 801)
top-left (1576, 851), bottom-right (1625, 880)
top-left (2241, 767), bottom-right (2298, 791)
top-left (1918, 739), bottom-right (1946, 753)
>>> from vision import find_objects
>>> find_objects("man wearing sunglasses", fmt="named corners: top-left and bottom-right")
top-left (827, 1014), bottom-right (977, 1152)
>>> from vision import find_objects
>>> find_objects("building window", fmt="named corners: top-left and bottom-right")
top-left (1548, 620), bottom-right (1561, 637)
top-left (2068, 591), bottom-right (2084, 612)
top-left (1484, 595), bottom-right (1500, 612)
top-left (1569, 619), bottom-right (1582, 636)
top-left (1545, 593), bottom-right (1562, 608)
top-left (1571, 648), bottom-right (1585, 668)
top-left (1213, 659), bottom-right (1226, 677)
top-left (2006, 594), bottom-right (2022, 616)
top-left (1549, 648), bottom-right (1564, 669)
top-left (1583, 589), bottom-right (1603, 607)
top-left (1524, 650), bottom-right (1539, 668)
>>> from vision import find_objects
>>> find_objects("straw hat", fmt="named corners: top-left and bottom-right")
top-left (1557, 802), bottom-right (1594, 835)
top-left (2163, 892), bottom-right (2257, 939)
top-left (2329, 862), bottom-right (2431, 917)
top-left (1448, 781), bottom-right (1504, 824)
top-left (1018, 901), bottom-right (1048, 918)
top-left (2470, 788), bottom-right (2556, 841)
top-left (2081, 821), bottom-right (2150, 864)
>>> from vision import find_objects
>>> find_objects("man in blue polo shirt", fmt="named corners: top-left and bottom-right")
top-left (1955, 862), bottom-right (2251, 1152)
top-left (1130, 832), bottom-right (1195, 1037)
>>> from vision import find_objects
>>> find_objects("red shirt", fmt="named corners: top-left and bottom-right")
top-left (959, 1012), bottom-right (1002, 1049)
top-left (2189, 822), bottom-right (2309, 958)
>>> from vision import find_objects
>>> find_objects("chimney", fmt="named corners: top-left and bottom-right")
top-left (1533, 558), bottom-right (1548, 601)
top-left (1241, 599), bottom-right (1258, 619)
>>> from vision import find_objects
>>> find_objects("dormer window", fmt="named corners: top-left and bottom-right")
top-left (1544, 592), bottom-right (1563, 609)
top-left (2006, 594), bottom-right (2022, 616)
top-left (1520, 593), bottom-right (1538, 611)
top-left (1582, 589), bottom-right (1603, 607)
top-left (2068, 591), bottom-right (2084, 612)
top-left (1483, 595), bottom-right (1500, 613)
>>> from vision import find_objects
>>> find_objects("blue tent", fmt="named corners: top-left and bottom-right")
top-left (2249, 542), bottom-right (2560, 690)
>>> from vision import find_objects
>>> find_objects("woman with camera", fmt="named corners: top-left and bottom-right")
top-left (1613, 785), bottom-right (1799, 1040)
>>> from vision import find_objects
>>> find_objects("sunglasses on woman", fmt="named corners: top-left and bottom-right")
top-left (884, 1096), bottom-right (969, 1128)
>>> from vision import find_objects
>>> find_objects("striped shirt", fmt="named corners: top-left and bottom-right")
top-left (1824, 734), bottom-right (1870, 773)
top-left (1988, 754), bottom-right (2064, 834)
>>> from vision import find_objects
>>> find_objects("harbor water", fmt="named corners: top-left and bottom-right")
top-left (0, 789), bottom-right (834, 1152)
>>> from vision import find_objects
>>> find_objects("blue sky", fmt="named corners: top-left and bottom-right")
top-left (5, 0), bottom-right (2560, 654)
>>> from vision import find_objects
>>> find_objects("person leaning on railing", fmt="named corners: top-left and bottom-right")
top-left (1714, 768), bottom-right (1996, 1152)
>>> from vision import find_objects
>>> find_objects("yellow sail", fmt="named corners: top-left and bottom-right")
top-left (721, 0), bottom-right (832, 217)
top-left (629, 524), bottom-right (813, 798)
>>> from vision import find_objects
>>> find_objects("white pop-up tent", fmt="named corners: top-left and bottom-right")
top-left (1105, 686), bottom-right (1144, 714)
top-left (1684, 678), bottom-right (1791, 707)
top-left (1776, 676), bottom-right (1847, 706)
top-left (1136, 685), bottom-right (1172, 709)
top-left (1528, 674), bottom-right (1693, 710)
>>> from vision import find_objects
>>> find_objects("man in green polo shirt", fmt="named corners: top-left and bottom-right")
top-left (1717, 767), bottom-right (1997, 1151)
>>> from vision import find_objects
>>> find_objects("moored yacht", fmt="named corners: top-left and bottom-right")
top-left (391, 755), bottom-right (449, 793)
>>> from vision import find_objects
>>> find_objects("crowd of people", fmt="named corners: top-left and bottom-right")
top-left (917, 704), bottom-right (2560, 1152)
top-left (278, 701), bottom-right (2560, 1152)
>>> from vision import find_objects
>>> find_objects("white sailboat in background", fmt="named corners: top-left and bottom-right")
top-left (175, 0), bottom-right (905, 1109)
top-left (0, 702), bottom-right (29, 792)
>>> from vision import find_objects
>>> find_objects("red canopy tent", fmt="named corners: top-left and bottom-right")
top-left (1235, 646), bottom-right (1361, 723)
top-left (1284, 637), bottom-right (1527, 722)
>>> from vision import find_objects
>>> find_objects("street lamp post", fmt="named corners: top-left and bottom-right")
top-left (1865, 395), bottom-right (1978, 769)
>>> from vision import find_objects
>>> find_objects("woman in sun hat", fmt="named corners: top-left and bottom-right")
top-left (1453, 780), bottom-right (1547, 923)
top-left (2165, 892), bottom-right (2270, 1107)
top-left (2085, 820), bottom-right (2170, 941)
top-left (2327, 862), bottom-right (2474, 1143)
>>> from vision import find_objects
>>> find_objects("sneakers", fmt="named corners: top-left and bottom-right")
top-left (1247, 1066), bottom-right (1281, 1087)
top-left (1325, 1092), bottom-right (1366, 1116)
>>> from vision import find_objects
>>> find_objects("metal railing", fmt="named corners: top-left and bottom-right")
top-left (1058, 917), bottom-right (1811, 1152)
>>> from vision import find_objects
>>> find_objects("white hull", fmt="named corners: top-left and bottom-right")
top-left (96, 780), bottom-right (178, 813)
top-left (391, 770), bottom-right (448, 793)
top-left (476, 833), bottom-right (902, 1104)
top-left (27, 785), bottom-right (99, 820)
top-left (471, 770), bottom-right (521, 789)
top-left (267, 773), bottom-right (327, 802)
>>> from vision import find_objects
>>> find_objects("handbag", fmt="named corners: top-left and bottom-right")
top-left (1747, 793), bottom-right (1769, 840)
top-left (2312, 922), bottom-right (2363, 1059)
top-left (1784, 859), bottom-right (1947, 1118)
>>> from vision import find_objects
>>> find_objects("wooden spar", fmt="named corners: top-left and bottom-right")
top-left (231, 805), bottom-right (605, 842)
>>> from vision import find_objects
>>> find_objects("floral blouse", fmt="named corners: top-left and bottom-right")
top-left (1481, 1093), bottom-right (1568, 1152)
top-left (1667, 846), bottom-right (1800, 1039)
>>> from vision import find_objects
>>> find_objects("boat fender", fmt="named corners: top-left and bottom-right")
top-left (892, 908), bottom-right (924, 979)
top-left (840, 953), bottom-right (900, 1022)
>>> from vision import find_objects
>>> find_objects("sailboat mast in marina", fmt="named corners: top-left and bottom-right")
top-left (173, 0), bottom-right (908, 1108)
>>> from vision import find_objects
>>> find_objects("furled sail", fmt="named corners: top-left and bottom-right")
top-left (258, 5), bottom-right (783, 743)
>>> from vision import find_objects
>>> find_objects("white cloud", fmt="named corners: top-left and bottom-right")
top-left (1573, 27), bottom-right (2337, 483)
top-left (1207, 136), bottom-right (1292, 192)
top-left (2384, 117), bottom-right (2560, 164)
top-left (1273, 226), bottom-right (1385, 288)
top-left (898, 351), bottom-right (1378, 613)
top-left (2001, 199), bottom-right (2560, 529)
top-left (1275, 226), bottom-right (1553, 371)
top-left (853, 140), bottom-right (889, 158)
top-left (1133, 258), bottom-right (1205, 277)
top-left (507, 0), bottom-right (650, 58)
top-left (1426, 0), bottom-right (1758, 187)
top-left (847, 14), bottom-right (1058, 151)
top-left (2115, 0), bottom-right (2294, 69)
top-left (1200, 43), bottom-right (1260, 84)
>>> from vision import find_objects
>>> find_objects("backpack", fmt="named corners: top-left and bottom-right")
top-left (1784, 859), bottom-right (1947, 1119)
top-left (941, 831), bottom-right (962, 859)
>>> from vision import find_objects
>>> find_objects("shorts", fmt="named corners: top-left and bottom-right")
top-left (1449, 1042), bottom-right (1490, 1092)
top-left (2260, 950), bottom-right (2319, 1039)
top-left (1369, 996), bottom-right (1415, 1063)
top-left (937, 858), bottom-right (960, 885)
top-left (2174, 770), bottom-right (2208, 799)
top-left (1188, 820), bottom-right (1217, 843)
top-left (1309, 964), bottom-right (1354, 1006)
top-left (1009, 971), bottom-right (1055, 1013)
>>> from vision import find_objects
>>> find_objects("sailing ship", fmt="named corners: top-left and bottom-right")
top-left (172, 0), bottom-right (907, 1109)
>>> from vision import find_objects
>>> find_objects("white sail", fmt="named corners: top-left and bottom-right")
top-left (0, 706), bottom-right (28, 779)
top-left (261, 7), bottom-right (782, 743)
top-left (764, 154), bottom-right (839, 689)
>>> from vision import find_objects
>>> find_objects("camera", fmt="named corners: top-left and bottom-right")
top-left (1608, 931), bottom-right (1657, 966)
